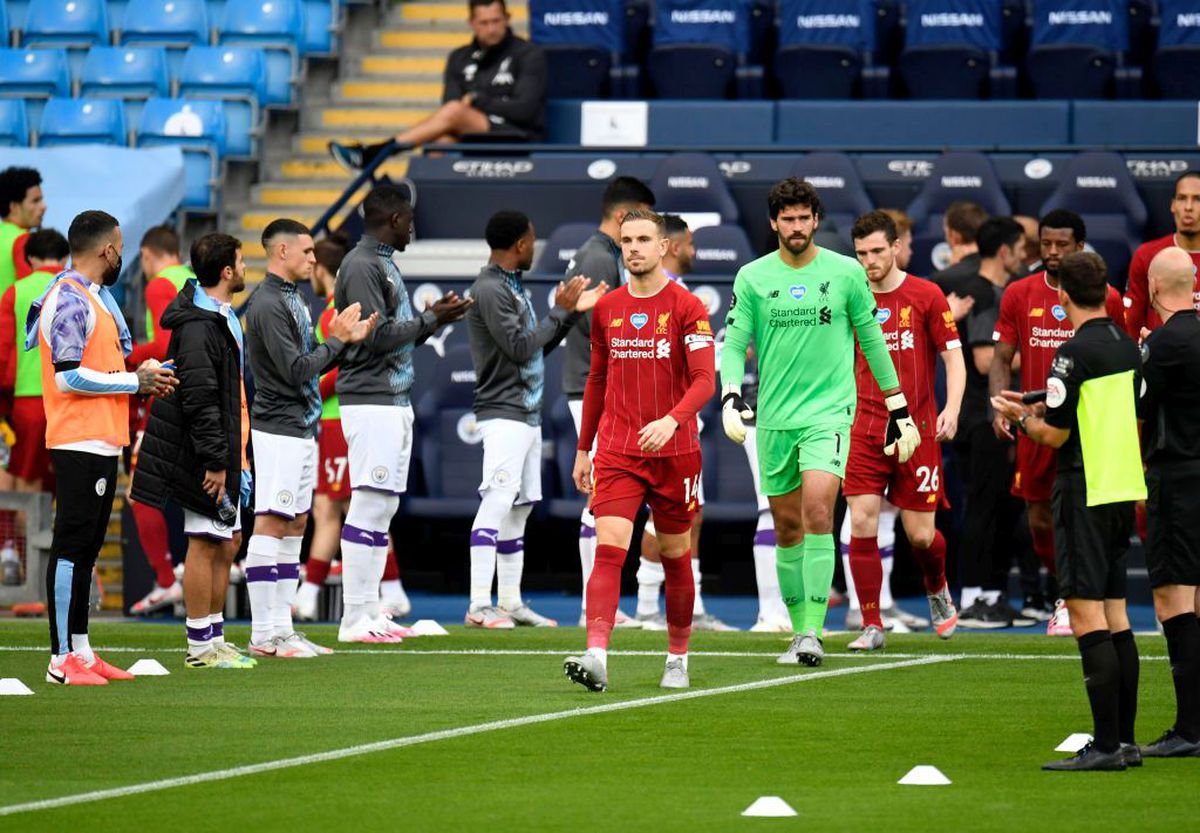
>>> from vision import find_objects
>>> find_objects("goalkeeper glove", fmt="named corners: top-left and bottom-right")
top-left (720, 384), bottom-right (754, 445)
top-left (883, 392), bottom-right (921, 463)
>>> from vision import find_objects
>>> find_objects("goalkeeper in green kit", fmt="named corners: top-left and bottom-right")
top-left (720, 179), bottom-right (920, 666)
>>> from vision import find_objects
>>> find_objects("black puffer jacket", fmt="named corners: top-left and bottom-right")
top-left (131, 282), bottom-right (243, 520)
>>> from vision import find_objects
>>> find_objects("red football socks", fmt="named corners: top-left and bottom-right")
top-left (130, 501), bottom-right (175, 589)
top-left (848, 536), bottom-right (884, 629)
top-left (305, 557), bottom-right (332, 587)
top-left (382, 548), bottom-right (400, 581)
top-left (661, 552), bottom-right (695, 655)
top-left (1032, 527), bottom-right (1056, 575)
top-left (585, 544), bottom-right (627, 650)
top-left (912, 530), bottom-right (948, 595)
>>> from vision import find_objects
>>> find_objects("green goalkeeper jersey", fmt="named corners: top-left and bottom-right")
top-left (720, 247), bottom-right (898, 430)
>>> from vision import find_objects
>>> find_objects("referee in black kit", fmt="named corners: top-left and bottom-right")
top-left (992, 251), bottom-right (1146, 772)
top-left (1136, 245), bottom-right (1200, 758)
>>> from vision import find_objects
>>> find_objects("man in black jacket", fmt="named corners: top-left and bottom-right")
top-left (328, 0), bottom-right (546, 172)
top-left (132, 233), bottom-right (254, 670)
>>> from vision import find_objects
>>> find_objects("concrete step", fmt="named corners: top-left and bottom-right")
top-left (241, 210), bottom-right (320, 232)
top-left (277, 156), bottom-right (409, 181)
top-left (396, 3), bottom-right (527, 23)
top-left (292, 132), bottom-right (396, 155)
top-left (253, 182), bottom-right (367, 208)
top-left (317, 106), bottom-right (433, 129)
top-left (378, 30), bottom-right (471, 50)
top-left (338, 80), bottom-right (442, 102)
top-left (360, 56), bottom-right (445, 77)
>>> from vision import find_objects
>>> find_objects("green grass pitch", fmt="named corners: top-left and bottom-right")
top-left (0, 621), bottom-right (1194, 831)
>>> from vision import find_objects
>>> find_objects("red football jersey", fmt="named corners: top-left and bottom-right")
top-left (579, 279), bottom-right (715, 458)
top-left (994, 271), bottom-right (1126, 392)
top-left (1123, 233), bottom-right (1200, 338)
top-left (852, 274), bottom-right (960, 442)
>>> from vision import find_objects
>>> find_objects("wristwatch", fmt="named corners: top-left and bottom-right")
top-left (1017, 413), bottom-right (1032, 434)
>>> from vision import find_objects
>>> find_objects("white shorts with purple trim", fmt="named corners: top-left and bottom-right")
top-left (341, 403), bottom-right (413, 494)
top-left (477, 418), bottom-right (542, 505)
top-left (183, 508), bottom-right (242, 541)
top-left (252, 429), bottom-right (318, 518)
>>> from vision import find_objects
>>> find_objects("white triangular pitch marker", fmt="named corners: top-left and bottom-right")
top-left (898, 765), bottom-right (951, 786)
top-left (0, 678), bottom-right (34, 695)
top-left (128, 659), bottom-right (170, 676)
top-left (741, 797), bottom-right (797, 817)
top-left (1056, 733), bottom-right (1093, 753)
top-left (410, 619), bottom-right (449, 636)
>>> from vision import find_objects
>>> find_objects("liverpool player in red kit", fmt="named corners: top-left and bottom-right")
top-left (563, 209), bottom-right (715, 692)
top-left (1123, 171), bottom-right (1200, 339)
top-left (844, 212), bottom-right (965, 650)
top-left (990, 210), bottom-right (1126, 636)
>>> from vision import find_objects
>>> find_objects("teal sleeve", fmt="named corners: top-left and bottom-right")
top-left (719, 272), bottom-right (753, 388)
top-left (848, 274), bottom-right (899, 392)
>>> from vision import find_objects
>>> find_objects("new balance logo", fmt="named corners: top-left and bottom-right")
top-left (769, 290), bottom-right (780, 299)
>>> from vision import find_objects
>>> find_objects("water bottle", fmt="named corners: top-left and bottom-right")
top-left (1, 540), bottom-right (20, 586)
top-left (217, 492), bottom-right (238, 525)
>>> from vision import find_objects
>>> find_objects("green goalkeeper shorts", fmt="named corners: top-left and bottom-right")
top-left (756, 423), bottom-right (852, 496)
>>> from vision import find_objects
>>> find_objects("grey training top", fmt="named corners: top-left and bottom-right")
top-left (467, 263), bottom-right (578, 426)
top-left (334, 234), bottom-right (437, 407)
top-left (561, 231), bottom-right (624, 400)
top-left (244, 273), bottom-right (344, 439)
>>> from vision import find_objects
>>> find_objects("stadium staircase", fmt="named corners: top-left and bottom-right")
top-left (233, 0), bottom-right (529, 285)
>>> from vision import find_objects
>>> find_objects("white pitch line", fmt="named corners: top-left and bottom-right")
top-left (0, 655), bottom-right (954, 818)
top-left (0, 645), bottom-right (1170, 660)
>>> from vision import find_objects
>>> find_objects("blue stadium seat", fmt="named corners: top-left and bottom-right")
top-left (218, 0), bottom-right (304, 106)
top-left (899, 0), bottom-right (1014, 99)
top-left (409, 346), bottom-right (486, 518)
top-left (80, 46), bottom-right (170, 127)
top-left (647, 0), bottom-right (760, 99)
top-left (178, 46), bottom-right (267, 157)
top-left (21, 0), bottom-right (108, 48)
top-left (119, 0), bottom-right (209, 51)
top-left (1153, 0), bottom-right (1200, 98)
top-left (533, 222), bottom-right (596, 275)
top-left (698, 401), bottom-right (757, 521)
top-left (906, 152), bottom-right (1012, 236)
top-left (137, 97), bottom-right (225, 211)
top-left (38, 96), bottom-right (126, 146)
top-left (906, 152), bottom-right (1011, 274)
top-left (689, 224), bottom-right (754, 275)
top-left (1039, 151), bottom-right (1147, 285)
top-left (0, 98), bottom-right (29, 146)
top-left (787, 152), bottom-right (873, 234)
top-left (302, 0), bottom-right (337, 55)
top-left (774, 0), bottom-right (886, 99)
top-left (1026, 0), bottom-right (1136, 99)
top-left (651, 153), bottom-right (739, 227)
top-left (0, 2), bottom-right (9, 47)
top-left (0, 48), bottom-right (69, 129)
top-left (530, 0), bottom-right (633, 97)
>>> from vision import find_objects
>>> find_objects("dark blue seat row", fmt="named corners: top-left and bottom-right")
top-left (531, 0), bottom-right (1200, 100)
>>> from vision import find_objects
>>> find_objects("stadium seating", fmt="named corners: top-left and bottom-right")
top-left (0, 47), bottom-right (71, 101)
top-left (905, 151), bottom-right (1012, 269)
top-left (1153, 0), bottom-right (1200, 98)
top-left (409, 346), bottom-right (486, 519)
top-left (21, 0), bottom-right (109, 50)
top-left (651, 152), bottom-right (739, 228)
top-left (533, 222), bottom-right (596, 275)
top-left (689, 224), bottom-right (755, 275)
top-left (530, 0), bottom-right (633, 99)
top-left (647, 0), bottom-right (759, 99)
top-left (773, 0), bottom-right (886, 99)
top-left (698, 400), bottom-right (757, 520)
top-left (118, 0), bottom-right (210, 60)
top-left (1026, 0), bottom-right (1135, 99)
top-left (787, 152), bottom-right (873, 234)
top-left (38, 96), bottom-right (127, 146)
top-left (899, 0), bottom-right (1015, 99)
top-left (0, 98), bottom-right (29, 145)
top-left (79, 46), bottom-right (170, 127)
top-left (302, 0), bottom-right (338, 56)
top-left (177, 46), bottom-right (266, 157)
top-left (1038, 150), bottom-right (1147, 287)
top-left (217, 0), bottom-right (304, 106)
top-left (137, 97), bottom-right (225, 210)
top-left (0, 1), bottom-right (8, 47)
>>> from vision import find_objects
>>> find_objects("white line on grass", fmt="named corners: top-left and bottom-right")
top-left (0, 645), bottom-right (1170, 660)
top-left (0, 655), bottom-right (954, 818)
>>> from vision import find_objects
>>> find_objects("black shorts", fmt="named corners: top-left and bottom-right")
top-left (1146, 460), bottom-right (1200, 588)
top-left (1051, 470), bottom-right (1133, 601)
top-left (50, 450), bottom-right (118, 566)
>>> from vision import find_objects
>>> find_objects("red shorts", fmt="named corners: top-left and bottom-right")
top-left (1012, 433), bottom-right (1055, 503)
top-left (317, 418), bottom-right (350, 499)
top-left (843, 433), bottom-right (947, 512)
top-left (6, 397), bottom-right (50, 484)
top-left (591, 449), bottom-right (701, 535)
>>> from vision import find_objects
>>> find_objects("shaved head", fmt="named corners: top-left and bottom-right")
top-left (1149, 246), bottom-right (1198, 301)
